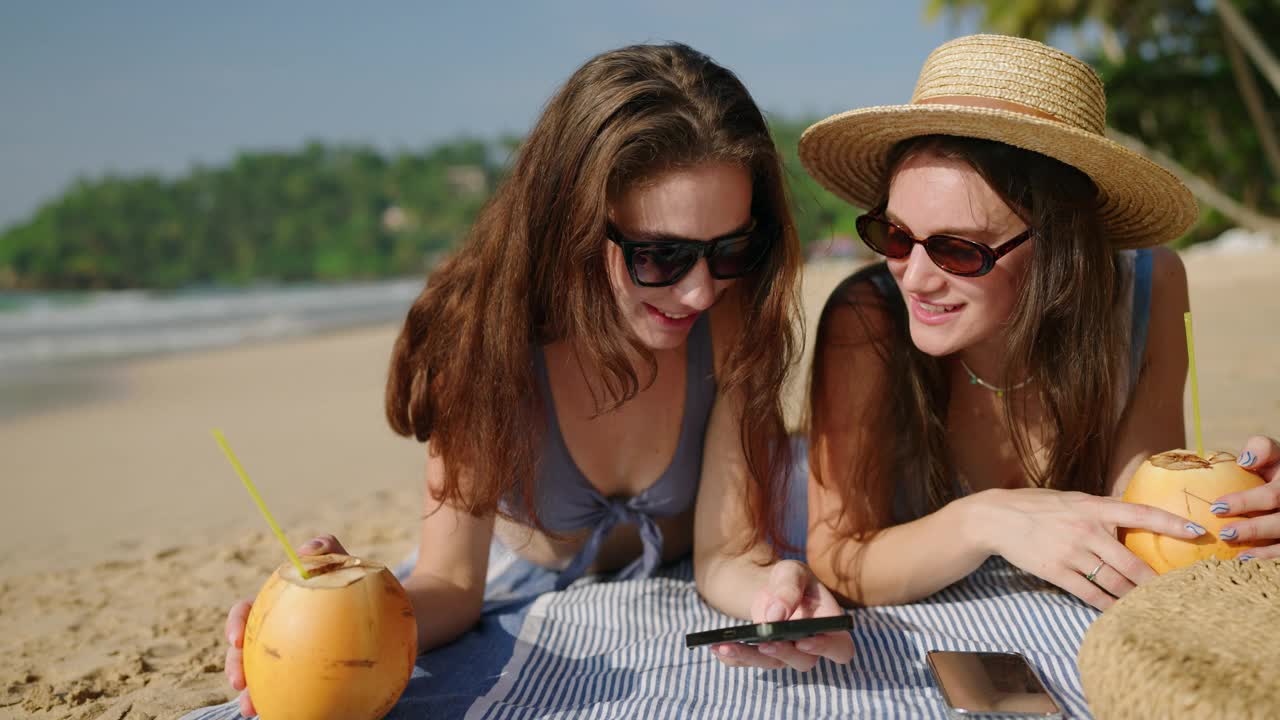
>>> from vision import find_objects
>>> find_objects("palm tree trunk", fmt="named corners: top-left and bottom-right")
top-left (1107, 129), bottom-right (1280, 240)
top-left (1220, 23), bottom-right (1280, 180)
top-left (1215, 0), bottom-right (1280, 95)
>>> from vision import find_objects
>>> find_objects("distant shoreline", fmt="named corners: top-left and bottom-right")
top-left (0, 320), bottom-right (406, 425)
top-left (0, 277), bottom-right (420, 374)
top-left (0, 277), bottom-right (426, 426)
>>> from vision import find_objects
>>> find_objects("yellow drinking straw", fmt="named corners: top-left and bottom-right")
top-left (212, 429), bottom-right (310, 579)
top-left (1183, 312), bottom-right (1205, 458)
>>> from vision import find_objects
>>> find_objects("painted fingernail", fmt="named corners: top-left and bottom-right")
top-left (1239, 451), bottom-right (1257, 467)
top-left (1238, 553), bottom-right (1256, 562)
top-left (1210, 502), bottom-right (1230, 515)
top-left (1186, 522), bottom-right (1207, 537)
top-left (765, 602), bottom-right (787, 623)
top-left (1219, 527), bottom-right (1239, 541)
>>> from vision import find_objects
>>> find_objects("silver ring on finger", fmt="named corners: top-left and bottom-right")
top-left (1085, 560), bottom-right (1106, 583)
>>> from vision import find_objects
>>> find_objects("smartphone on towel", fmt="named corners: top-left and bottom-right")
top-left (685, 614), bottom-right (853, 648)
top-left (925, 650), bottom-right (1064, 719)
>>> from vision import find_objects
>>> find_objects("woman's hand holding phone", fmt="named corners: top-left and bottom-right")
top-left (708, 560), bottom-right (854, 671)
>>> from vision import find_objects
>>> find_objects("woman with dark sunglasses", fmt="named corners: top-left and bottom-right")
top-left (713, 34), bottom-right (1280, 671)
top-left (219, 41), bottom-right (852, 716)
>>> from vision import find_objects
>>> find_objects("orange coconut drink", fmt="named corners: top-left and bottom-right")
top-left (1121, 450), bottom-right (1265, 573)
top-left (212, 431), bottom-right (417, 720)
top-left (243, 553), bottom-right (417, 720)
top-left (1120, 313), bottom-right (1265, 573)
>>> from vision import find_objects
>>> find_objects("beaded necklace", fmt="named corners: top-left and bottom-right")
top-left (959, 359), bottom-right (1030, 398)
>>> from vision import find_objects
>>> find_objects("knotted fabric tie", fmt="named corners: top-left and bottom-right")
top-left (554, 497), bottom-right (664, 590)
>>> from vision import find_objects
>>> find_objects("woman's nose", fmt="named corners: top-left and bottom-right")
top-left (896, 243), bottom-right (944, 294)
top-left (672, 258), bottom-right (717, 311)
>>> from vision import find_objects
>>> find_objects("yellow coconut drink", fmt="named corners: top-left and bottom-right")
top-left (243, 553), bottom-right (417, 720)
top-left (1121, 450), bottom-right (1266, 574)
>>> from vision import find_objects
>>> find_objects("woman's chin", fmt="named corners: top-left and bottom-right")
top-left (629, 323), bottom-right (688, 352)
top-left (908, 325), bottom-right (953, 357)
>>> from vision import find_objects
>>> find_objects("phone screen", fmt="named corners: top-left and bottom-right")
top-left (925, 651), bottom-right (1062, 718)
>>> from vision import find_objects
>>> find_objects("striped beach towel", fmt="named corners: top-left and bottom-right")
top-left (181, 554), bottom-right (1097, 719)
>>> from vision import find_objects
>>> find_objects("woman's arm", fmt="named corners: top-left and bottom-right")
top-left (693, 387), bottom-right (853, 671)
top-left (693, 288), bottom-right (797, 617)
top-left (692, 292), bottom-right (852, 671)
top-left (807, 278), bottom-right (1200, 609)
top-left (1105, 247), bottom-right (1190, 496)
top-left (402, 442), bottom-right (496, 653)
top-left (806, 296), bottom-right (992, 606)
top-left (692, 389), bottom-right (788, 618)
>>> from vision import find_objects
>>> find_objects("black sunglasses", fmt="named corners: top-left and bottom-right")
top-left (606, 219), bottom-right (771, 287)
top-left (855, 211), bottom-right (1032, 277)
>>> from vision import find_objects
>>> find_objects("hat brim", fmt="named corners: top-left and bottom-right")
top-left (799, 104), bottom-right (1198, 249)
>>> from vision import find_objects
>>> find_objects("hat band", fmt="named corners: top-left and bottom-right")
top-left (915, 95), bottom-right (1065, 125)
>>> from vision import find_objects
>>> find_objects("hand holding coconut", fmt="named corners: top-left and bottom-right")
top-left (1120, 447), bottom-right (1270, 573)
top-left (975, 488), bottom-right (1205, 610)
top-left (1119, 317), bottom-right (1280, 572)
top-left (223, 534), bottom-right (417, 720)
top-left (224, 534), bottom-right (350, 719)
top-left (1204, 436), bottom-right (1280, 560)
top-left (213, 433), bottom-right (416, 719)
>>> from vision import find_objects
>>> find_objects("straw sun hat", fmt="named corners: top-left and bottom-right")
top-left (1077, 559), bottom-right (1280, 718)
top-left (799, 34), bottom-right (1198, 248)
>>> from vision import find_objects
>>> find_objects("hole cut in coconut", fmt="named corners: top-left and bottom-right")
top-left (279, 553), bottom-right (386, 588)
top-left (1149, 450), bottom-right (1236, 471)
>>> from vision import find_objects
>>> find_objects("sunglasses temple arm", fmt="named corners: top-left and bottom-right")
top-left (991, 230), bottom-right (1033, 259)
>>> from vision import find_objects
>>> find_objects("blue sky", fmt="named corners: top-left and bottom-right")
top-left (0, 2), bottom-right (1003, 230)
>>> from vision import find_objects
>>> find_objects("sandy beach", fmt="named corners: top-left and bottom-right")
top-left (3, 250), bottom-right (1279, 720)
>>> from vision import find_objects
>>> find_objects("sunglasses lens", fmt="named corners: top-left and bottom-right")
top-left (708, 232), bottom-right (768, 279)
top-left (926, 236), bottom-right (989, 276)
top-left (859, 217), bottom-right (912, 258)
top-left (630, 245), bottom-right (697, 285)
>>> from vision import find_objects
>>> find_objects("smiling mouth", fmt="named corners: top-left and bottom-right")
top-left (916, 299), bottom-right (962, 313)
top-left (644, 303), bottom-right (698, 325)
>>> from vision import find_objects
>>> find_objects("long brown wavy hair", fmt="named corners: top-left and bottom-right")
top-left (809, 135), bottom-right (1126, 591)
top-left (386, 43), bottom-right (801, 549)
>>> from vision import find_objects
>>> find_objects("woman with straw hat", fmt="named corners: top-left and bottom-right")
top-left (710, 34), bottom-right (1280, 670)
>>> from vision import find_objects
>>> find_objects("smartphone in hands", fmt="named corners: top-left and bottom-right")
top-left (685, 615), bottom-right (853, 648)
top-left (925, 650), bottom-right (1063, 719)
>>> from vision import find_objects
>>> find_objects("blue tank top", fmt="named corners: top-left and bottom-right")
top-left (509, 314), bottom-right (717, 589)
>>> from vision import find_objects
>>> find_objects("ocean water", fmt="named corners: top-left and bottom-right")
top-left (0, 279), bottom-right (422, 369)
top-left (0, 280), bottom-right (422, 419)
